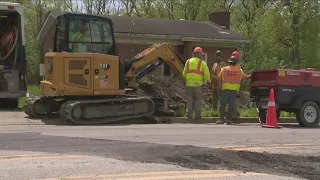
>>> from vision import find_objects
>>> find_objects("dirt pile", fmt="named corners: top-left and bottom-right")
top-left (134, 75), bottom-right (251, 111)
top-left (136, 74), bottom-right (188, 110)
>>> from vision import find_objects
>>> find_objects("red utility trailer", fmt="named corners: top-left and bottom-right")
top-left (250, 68), bottom-right (320, 127)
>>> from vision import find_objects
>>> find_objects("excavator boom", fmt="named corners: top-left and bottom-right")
top-left (123, 43), bottom-right (185, 88)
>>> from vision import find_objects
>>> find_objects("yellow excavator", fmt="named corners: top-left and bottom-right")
top-left (23, 12), bottom-right (185, 124)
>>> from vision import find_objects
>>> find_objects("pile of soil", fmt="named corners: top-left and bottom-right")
top-left (136, 74), bottom-right (188, 110)
top-left (133, 75), bottom-right (251, 112)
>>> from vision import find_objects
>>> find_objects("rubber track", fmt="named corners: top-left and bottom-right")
top-left (59, 96), bottom-right (155, 125)
top-left (23, 95), bottom-right (60, 118)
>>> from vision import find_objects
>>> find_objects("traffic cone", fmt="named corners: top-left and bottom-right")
top-left (262, 88), bottom-right (282, 128)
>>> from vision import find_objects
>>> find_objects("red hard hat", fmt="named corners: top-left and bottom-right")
top-left (231, 51), bottom-right (240, 61)
top-left (193, 47), bottom-right (204, 54)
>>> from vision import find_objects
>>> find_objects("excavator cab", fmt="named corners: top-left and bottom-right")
top-left (39, 13), bottom-right (126, 96)
top-left (53, 13), bottom-right (117, 55)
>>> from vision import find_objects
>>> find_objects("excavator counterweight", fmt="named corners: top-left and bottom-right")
top-left (23, 12), bottom-right (185, 124)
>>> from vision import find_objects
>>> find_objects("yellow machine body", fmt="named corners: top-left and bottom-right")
top-left (40, 52), bottom-right (125, 96)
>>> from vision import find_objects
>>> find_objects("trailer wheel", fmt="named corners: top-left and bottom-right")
top-left (296, 101), bottom-right (320, 127)
top-left (258, 108), bottom-right (280, 124)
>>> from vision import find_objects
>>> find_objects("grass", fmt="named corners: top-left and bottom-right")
top-left (18, 85), bottom-right (40, 108)
top-left (175, 104), bottom-right (296, 118)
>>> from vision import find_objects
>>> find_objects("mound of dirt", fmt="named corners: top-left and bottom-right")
top-left (136, 74), bottom-right (188, 110)
top-left (134, 75), bottom-right (251, 111)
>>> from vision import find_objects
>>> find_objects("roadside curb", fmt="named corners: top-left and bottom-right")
top-left (162, 117), bottom-right (297, 124)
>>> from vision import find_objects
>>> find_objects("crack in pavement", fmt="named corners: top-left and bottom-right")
top-left (0, 132), bottom-right (319, 180)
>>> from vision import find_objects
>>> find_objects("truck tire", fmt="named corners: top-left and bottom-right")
top-left (258, 108), bottom-right (280, 124)
top-left (296, 101), bottom-right (320, 127)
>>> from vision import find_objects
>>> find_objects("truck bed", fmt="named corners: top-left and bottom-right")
top-left (251, 68), bottom-right (320, 87)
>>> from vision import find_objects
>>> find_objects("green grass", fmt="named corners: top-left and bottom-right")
top-left (28, 85), bottom-right (41, 94)
top-left (18, 85), bottom-right (40, 108)
top-left (175, 105), bottom-right (295, 118)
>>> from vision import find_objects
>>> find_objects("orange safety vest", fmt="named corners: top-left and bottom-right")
top-left (220, 66), bottom-right (243, 91)
top-left (186, 58), bottom-right (204, 75)
top-left (211, 62), bottom-right (226, 84)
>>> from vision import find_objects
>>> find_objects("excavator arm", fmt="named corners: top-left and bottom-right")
top-left (123, 43), bottom-right (185, 88)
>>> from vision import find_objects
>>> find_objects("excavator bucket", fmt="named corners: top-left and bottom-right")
top-left (150, 97), bottom-right (171, 116)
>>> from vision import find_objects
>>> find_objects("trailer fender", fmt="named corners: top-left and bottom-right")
top-left (292, 96), bottom-right (317, 109)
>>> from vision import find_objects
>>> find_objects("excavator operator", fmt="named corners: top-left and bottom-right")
top-left (71, 20), bottom-right (89, 52)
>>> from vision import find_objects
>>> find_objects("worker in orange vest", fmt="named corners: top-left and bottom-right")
top-left (182, 47), bottom-right (211, 119)
top-left (230, 51), bottom-right (251, 120)
top-left (217, 56), bottom-right (246, 124)
top-left (211, 50), bottom-right (226, 110)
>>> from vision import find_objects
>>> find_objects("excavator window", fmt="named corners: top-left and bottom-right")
top-left (68, 18), bottom-right (114, 54)
top-left (54, 14), bottom-right (116, 56)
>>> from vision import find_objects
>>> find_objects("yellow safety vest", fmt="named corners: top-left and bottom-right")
top-left (182, 57), bottom-right (210, 87)
top-left (72, 31), bottom-right (84, 52)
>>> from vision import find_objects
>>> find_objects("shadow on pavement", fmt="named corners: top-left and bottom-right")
top-left (23, 116), bottom-right (162, 126)
top-left (0, 108), bottom-right (23, 112)
top-left (278, 123), bottom-right (320, 129)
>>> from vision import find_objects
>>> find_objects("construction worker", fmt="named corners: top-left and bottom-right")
top-left (182, 47), bottom-right (211, 119)
top-left (217, 56), bottom-right (246, 125)
top-left (230, 51), bottom-right (251, 120)
top-left (71, 20), bottom-right (89, 52)
top-left (211, 50), bottom-right (226, 110)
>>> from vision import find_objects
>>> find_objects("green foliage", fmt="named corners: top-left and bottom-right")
top-left (8, 0), bottom-right (320, 110)
top-left (18, 85), bottom-right (40, 108)
top-left (176, 106), bottom-right (295, 118)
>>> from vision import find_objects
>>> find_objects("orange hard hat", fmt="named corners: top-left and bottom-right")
top-left (231, 51), bottom-right (240, 61)
top-left (193, 47), bottom-right (204, 54)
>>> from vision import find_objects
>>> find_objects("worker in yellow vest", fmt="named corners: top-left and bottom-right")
top-left (182, 47), bottom-right (211, 119)
top-left (217, 56), bottom-right (246, 124)
top-left (71, 20), bottom-right (89, 52)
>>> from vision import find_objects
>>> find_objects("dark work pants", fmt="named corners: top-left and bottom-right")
top-left (219, 90), bottom-right (237, 121)
top-left (186, 86), bottom-right (202, 118)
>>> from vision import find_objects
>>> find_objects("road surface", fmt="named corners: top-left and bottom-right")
top-left (0, 111), bottom-right (319, 180)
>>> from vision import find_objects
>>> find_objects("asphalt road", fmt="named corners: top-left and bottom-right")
top-left (0, 111), bottom-right (320, 180)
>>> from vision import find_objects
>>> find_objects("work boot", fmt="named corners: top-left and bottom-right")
top-left (225, 108), bottom-right (233, 125)
top-left (217, 107), bottom-right (225, 124)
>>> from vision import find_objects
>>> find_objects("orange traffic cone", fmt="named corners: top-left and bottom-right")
top-left (262, 88), bottom-right (281, 128)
